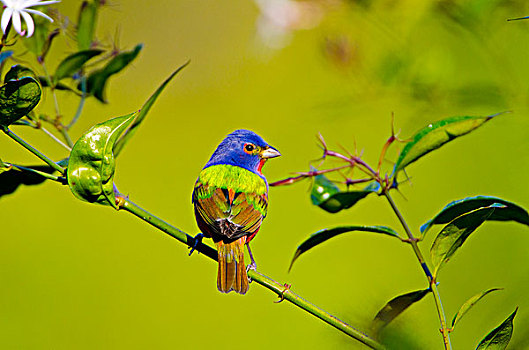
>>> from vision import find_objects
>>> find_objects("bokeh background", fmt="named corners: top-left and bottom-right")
top-left (2, 0), bottom-right (529, 349)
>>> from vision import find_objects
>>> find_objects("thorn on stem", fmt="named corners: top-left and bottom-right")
top-left (317, 132), bottom-right (327, 151)
top-left (115, 194), bottom-right (128, 209)
top-left (274, 283), bottom-right (292, 303)
top-left (391, 111), bottom-right (395, 136)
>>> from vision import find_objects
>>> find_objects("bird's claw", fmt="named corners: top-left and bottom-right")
top-left (274, 283), bottom-right (292, 303)
top-left (246, 262), bottom-right (257, 283)
top-left (188, 233), bottom-right (204, 256)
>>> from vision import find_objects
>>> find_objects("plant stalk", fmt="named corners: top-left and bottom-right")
top-left (67, 76), bottom-right (86, 130)
top-left (384, 192), bottom-right (452, 350)
top-left (3, 127), bottom-right (65, 174)
top-left (40, 62), bottom-right (74, 148)
top-left (431, 283), bottom-right (451, 350)
top-left (7, 163), bottom-right (65, 183)
top-left (121, 198), bottom-right (385, 350)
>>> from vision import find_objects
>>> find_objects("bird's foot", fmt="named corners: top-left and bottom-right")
top-left (188, 233), bottom-right (204, 256)
top-left (246, 262), bottom-right (257, 283)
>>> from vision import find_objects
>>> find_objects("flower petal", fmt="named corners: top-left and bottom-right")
top-left (0, 0), bottom-right (10, 8)
top-left (1, 7), bottom-right (13, 34)
top-left (11, 10), bottom-right (21, 35)
top-left (20, 10), bottom-right (34, 37)
top-left (23, 1), bottom-right (60, 8)
top-left (24, 8), bottom-right (53, 22)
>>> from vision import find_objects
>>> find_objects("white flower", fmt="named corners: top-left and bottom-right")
top-left (1, 0), bottom-right (60, 38)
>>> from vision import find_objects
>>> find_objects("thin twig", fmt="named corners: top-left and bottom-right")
top-left (270, 165), bottom-right (350, 187)
top-left (39, 126), bottom-right (72, 151)
top-left (40, 62), bottom-right (74, 148)
top-left (2, 127), bottom-right (65, 174)
top-left (67, 76), bottom-right (86, 130)
top-left (7, 163), bottom-right (65, 183)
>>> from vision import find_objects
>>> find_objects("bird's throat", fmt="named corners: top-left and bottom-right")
top-left (257, 158), bottom-right (267, 174)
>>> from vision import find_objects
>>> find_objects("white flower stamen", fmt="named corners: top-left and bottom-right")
top-left (0, 0), bottom-right (60, 38)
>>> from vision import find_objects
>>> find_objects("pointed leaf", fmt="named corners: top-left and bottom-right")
top-left (421, 196), bottom-right (529, 236)
top-left (372, 289), bottom-right (430, 332)
top-left (77, 1), bottom-right (98, 51)
top-left (393, 113), bottom-right (502, 174)
top-left (57, 158), bottom-right (69, 168)
top-left (0, 77), bottom-right (41, 128)
top-left (451, 288), bottom-right (502, 330)
top-left (289, 225), bottom-right (400, 271)
top-left (0, 158), bottom-right (8, 174)
top-left (0, 165), bottom-right (54, 199)
top-left (114, 61), bottom-right (189, 156)
top-left (430, 205), bottom-right (498, 277)
top-left (67, 113), bottom-right (136, 208)
top-left (38, 77), bottom-right (82, 96)
top-left (311, 172), bottom-right (379, 213)
top-left (54, 49), bottom-right (104, 83)
top-left (476, 308), bottom-right (517, 350)
top-left (39, 28), bottom-right (60, 63)
top-left (83, 44), bottom-right (143, 102)
top-left (310, 171), bottom-right (339, 204)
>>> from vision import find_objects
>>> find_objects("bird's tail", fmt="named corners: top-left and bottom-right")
top-left (216, 237), bottom-right (249, 294)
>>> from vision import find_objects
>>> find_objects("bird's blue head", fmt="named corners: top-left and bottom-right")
top-left (204, 129), bottom-right (281, 176)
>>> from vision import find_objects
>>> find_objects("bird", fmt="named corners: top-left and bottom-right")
top-left (192, 129), bottom-right (280, 294)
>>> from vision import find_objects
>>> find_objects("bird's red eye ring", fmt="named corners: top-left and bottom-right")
top-left (244, 143), bottom-right (256, 154)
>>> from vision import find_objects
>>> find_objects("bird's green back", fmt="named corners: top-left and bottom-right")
top-left (197, 164), bottom-right (267, 195)
top-left (194, 164), bottom-right (268, 219)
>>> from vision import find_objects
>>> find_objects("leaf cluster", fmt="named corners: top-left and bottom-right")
top-left (272, 112), bottom-right (522, 349)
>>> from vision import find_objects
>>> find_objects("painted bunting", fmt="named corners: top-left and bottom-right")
top-left (192, 130), bottom-right (280, 294)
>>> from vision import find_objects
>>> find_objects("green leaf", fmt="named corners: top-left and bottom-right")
top-left (83, 44), bottom-right (143, 102)
top-left (451, 288), bottom-right (502, 331)
top-left (289, 225), bottom-right (400, 271)
top-left (54, 49), bottom-right (104, 84)
top-left (0, 165), bottom-right (54, 199)
top-left (393, 113), bottom-right (503, 175)
top-left (311, 172), bottom-right (379, 213)
top-left (421, 196), bottom-right (529, 236)
top-left (39, 28), bottom-right (60, 63)
top-left (476, 308), bottom-right (517, 350)
top-left (430, 205), bottom-right (498, 277)
top-left (77, 1), bottom-right (98, 51)
top-left (310, 171), bottom-right (339, 202)
top-left (38, 77), bottom-right (82, 96)
top-left (114, 61), bottom-right (189, 156)
top-left (57, 157), bottom-right (69, 168)
top-left (0, 77), bottom-right (42, 128)
top-left (372, 289), bottom-right (430, 332)
top-left (0, 158), bottom-right (8, 174)
top-left (5, 65), bottom-right (37, 82)
top-left (67, 113), bottom-right (136, 208)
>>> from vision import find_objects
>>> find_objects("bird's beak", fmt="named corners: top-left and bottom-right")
top-left (260, 146), bottom-right (281, 159)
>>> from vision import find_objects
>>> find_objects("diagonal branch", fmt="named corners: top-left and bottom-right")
top-left (121, 198), bottom-right (385, 350)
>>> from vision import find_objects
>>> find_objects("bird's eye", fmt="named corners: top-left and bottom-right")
top-left (244, 143), bottom-right (255, 154)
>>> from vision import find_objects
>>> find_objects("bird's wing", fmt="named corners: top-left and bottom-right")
top-left (193, 181), bottom-right (268, 241)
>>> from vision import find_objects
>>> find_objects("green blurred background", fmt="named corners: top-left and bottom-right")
top-left (2, 0), bottom-right (529, 348)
